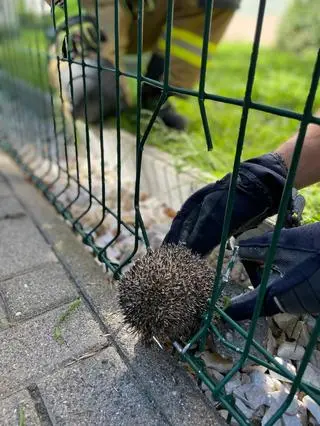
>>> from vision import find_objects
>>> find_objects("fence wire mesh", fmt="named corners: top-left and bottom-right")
top-left (1, 1), bottom-right (320, 424)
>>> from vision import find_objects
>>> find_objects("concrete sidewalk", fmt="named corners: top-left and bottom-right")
top-left (0, 152), bottom-right (223, 426)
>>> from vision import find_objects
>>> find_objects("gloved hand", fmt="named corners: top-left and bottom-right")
top-left (163, 153), bottom-right (305, 256)
top-left (56, 15), bottom-right (106, 60)
top-left (49, 11), bottom-right (128, 122)
top-left (225, 222), bottom-right (320, 321)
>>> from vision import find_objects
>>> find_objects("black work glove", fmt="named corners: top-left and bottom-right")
top-left (225, 222), bottom-right (320, 321)
top-left (56, 15), bottom-right (107, 60)
top-left (60, 57), bottom-right (128, 122)
top-left (52, 16), bottom-right (128, 122)
top-left (163, 153), bottom-right (305, 256)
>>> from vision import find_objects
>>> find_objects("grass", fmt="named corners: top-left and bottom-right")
top-left (0, 26), bottom-right (319, 221)
top-left (53, 298), bottom-right (82, 344)
top-left (124, 44), bottom-right (319, 176)
top-left (18, 405), bottom-right (26, 426)
top-left (0, 29), bottom-right (49, 90)
top-left (121, 43), bottom-right (320, 222)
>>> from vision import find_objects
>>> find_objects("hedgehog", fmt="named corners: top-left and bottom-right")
top-left (118, 244), bottom-right (215, 344)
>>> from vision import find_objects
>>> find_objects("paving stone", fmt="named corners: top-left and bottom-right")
top-left (0, 298), bottom-right (9, 330)
top-left (1, 263), bottom-right (78, 321)
top-left (0, 181), bottom-right (11, 197)
top-left (0, 390), bottom-right (41, 426)
top-left (106, 317), bottom-right (221, 425)
top-left (18, 209), bottom-right (223, 425)
top-left (2, 155), bottom-right (225, 425)
top-left (0, 196), bottom-right (25, 220)
top-left (0, 303), bottom-right (108, 398)
top-left (38, 346), bottom-right (166, 426)
top-left (0, 217), bottom-right (56, 280)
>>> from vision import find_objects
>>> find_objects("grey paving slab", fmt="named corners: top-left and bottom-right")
top-left (1, 262), bottom-right (78, 321)
top-left (38, 346), bottom-right (166, 426)
top-left (106, 316), bottom-right (221, 426)
top-left (1, 153), bottom-right (225, 425)
top-left (0, 303), bottom-right (108, 398)
top-left (0, 181), bottom-right (11, 197)
top-left (0, 390), bottom-right (41, 426)
top-left (10, 195), bottom-right (224, 426)
top-left (0, 217), bottom-right (57, 280)
top-left (22, 226), bottom-right (221, 424)
top-left (0, 196), bottom-right (25, 220)
top-left (0, 298), bottom-right (9, 331)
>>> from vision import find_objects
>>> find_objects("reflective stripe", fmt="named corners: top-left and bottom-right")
top-left (157, 27), bottom-right (216, 69)
top-left (157, 39), bottom-right (202, 68)
top-left (171, 27), bottom-right (216, 55)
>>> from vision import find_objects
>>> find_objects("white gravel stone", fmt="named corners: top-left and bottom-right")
top-left (234, 398), bottom-right (254, 419)
top-left (302, 395), bottom-right (320, 424)
top-left (273, 314), bottom-right (299, 336)
top-left (269, 357), bottom-right (296, 383)
top-left (225, 376), bottom-right (241, 395)
top-left (282, 413), bottom-right (305, 426)
top-left (250, 369), bottom-right (282, 392)
top-left (234, 383), bottom-right (269, 410)
top-left (310, 350), bottom-right (320, 370)
top-left (262, 390), bottom-right (300, 426)
top-left (267, 328), bottom-right (277, 355)
top-left (277, 342), bottom-right (305, 361)
top-left (300, 364), bottom-right (320, 389)
top-left (200, 352), bottom-right (233, 373)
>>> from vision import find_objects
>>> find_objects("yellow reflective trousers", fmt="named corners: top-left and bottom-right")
top-left (46, 0), bottom-right (235, 89)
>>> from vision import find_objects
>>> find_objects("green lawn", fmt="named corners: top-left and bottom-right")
top-left (0, 28), bottom-right (319, 221)
top-left (126, 43), bottom-right (319, 176)
top-left (123, 43), bottom-right (320, 222)
top-left (0, 29), bottom-right (49, 90)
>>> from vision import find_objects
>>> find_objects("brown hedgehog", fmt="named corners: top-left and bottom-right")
top-left (118, 244), bottom-right (215, 343)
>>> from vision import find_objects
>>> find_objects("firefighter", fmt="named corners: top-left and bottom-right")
top-left (164, 110), bottom-right (320, 320)
top-left (46, 0), bottom-right (241, 130)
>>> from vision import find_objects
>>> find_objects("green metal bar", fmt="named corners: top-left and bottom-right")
top-left (198, 0), bottom-right (213, 151)
top-left (119, 0), bottom-right (175, 270)
top-left (2, 3), bottom-right (320, 423)
top-left (34, 3), bottom-right (55, 182)
top-left (84, 0), bottom-right (106, 243)
top-left (260, 50), bottom-right (320, 425)
top-left (55, 0), bottom-right (82, 211)
top-left (70, 0), bottom-right (94, 227)
top-left (97, 0), bottom-right (123, 264)
top-left (1, 12), bottom-right (24, 155)
top-left (210, 311), bottom-right (320, 401)
top-left (43, 162), bottom-right (137, 235)
top-left (239, 45), bottom-right (320, 363)
top-left (173, 342), bottom-right (250, 426)
top-left (202, 0), bottom-right (267, 337)
top-left (50, 0), bottom-right (73, 202)
top-left (131, 0), bottom-right (145, 260)
top-left (45, 54), bottom-right (320, 126)
top-left (267, 316), bottom-right (320, 424)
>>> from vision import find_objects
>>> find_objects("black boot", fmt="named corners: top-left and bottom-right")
top-left (142, 53), bottom-right (188, 131)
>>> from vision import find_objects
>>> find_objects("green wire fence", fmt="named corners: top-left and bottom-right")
top-left (1, 1), bottom-right (320, 424)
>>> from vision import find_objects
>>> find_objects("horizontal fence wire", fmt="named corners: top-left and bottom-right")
top-left (0, 0), bottom-right (319, 424)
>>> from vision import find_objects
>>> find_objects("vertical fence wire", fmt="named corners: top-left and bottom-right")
top-left (0, 1), bottom-right (319, 424)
